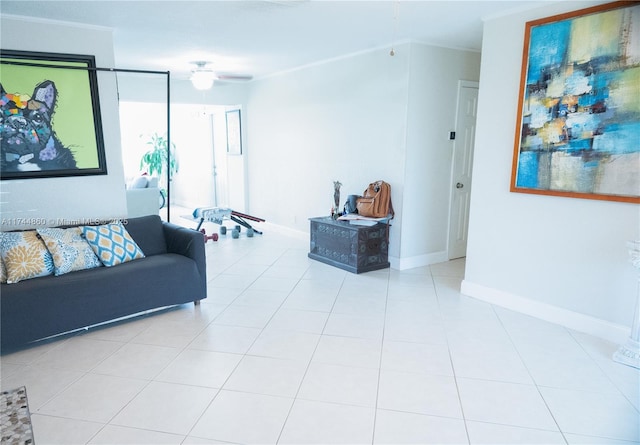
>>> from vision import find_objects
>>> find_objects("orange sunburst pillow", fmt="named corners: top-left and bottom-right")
top-left (0, 231), bottom-right (55, 283)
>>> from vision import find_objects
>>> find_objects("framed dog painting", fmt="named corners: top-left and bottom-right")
top-left (0, 50), bottom-right (107, 180)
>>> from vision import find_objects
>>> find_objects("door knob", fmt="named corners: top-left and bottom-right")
top-left (456, 182), bottom-right (464, 189)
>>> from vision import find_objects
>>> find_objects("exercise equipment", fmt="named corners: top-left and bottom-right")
top-left (201, 230), bottom-right (218, 243)
top-left (189, 207), bottom-right (265, 242)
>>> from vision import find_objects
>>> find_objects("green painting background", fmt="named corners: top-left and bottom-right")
top-left (0, 58), bottom-right (100, 169)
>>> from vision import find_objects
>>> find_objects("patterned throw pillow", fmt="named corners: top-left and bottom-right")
top-left (37, 227), bottom-right (102, 276)
top-left (81, 222), bottom-right (145, 267)
top-left (0, 231), bottom-right (55, 284)
top-left (0, 255), bottom-right (7, 284)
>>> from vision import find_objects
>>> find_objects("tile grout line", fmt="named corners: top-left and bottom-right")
top-left (566, 329), bottom-right (640, 414)
top-left (274, 263), bottom-right (346, 445)
top-left (370, 267), bottom-right (392, 445)
top-left (432, 266), bottom-right (472, 445)
top-left (490, 304), bottom-right (569, 445)
top-left (183, 242), bottom-right (304, 442)
top-left (80, 238), bottom-right (268, 442)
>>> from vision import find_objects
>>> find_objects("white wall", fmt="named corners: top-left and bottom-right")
top-left (1, 16), bottom-right (126, 229)
top-left (463, 1), bottom-right (639, 342)
top-left (246, 45), bottom-right (411, 258)
top-left (401, 44), bottom-right (481, 267)
top-left (246, 43), bottom-right (480, 263)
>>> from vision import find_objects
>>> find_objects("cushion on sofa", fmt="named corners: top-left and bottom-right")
top-left (82, 222), bottom-right (145, 267)
top-left (0, 254), bottom-right (7, 284)
top-left (128, 175), bottom-right (148, 189)
top-left (123, 215), bottom-right (167, 256)
top-left (37, 227), bottom-right (102, 276)
top-left (0, 231), bottom-right (54, 283)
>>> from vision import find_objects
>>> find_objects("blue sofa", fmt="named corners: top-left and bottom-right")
top-left (0, 215), bottom-right (207, 352)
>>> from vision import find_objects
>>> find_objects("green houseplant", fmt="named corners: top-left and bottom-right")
top-left (139, 132), bottom-right (178, 180)
top-left (139, 133), bottom-right (178, 209)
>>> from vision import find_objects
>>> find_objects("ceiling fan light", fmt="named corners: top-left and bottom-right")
top-left (191, 70), bottom-right (215, 90)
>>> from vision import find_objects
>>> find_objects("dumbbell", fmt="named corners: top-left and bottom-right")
top-left (200, 229), bottom-right (219, 243)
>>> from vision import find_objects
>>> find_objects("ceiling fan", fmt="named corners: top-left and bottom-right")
top-left (190, 61), bottom-right (253, 90)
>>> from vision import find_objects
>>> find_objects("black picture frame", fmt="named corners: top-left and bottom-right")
top-left (0, 49), bottom-right (107, 180)
top-left (225, 109), bottom-right (242, 155)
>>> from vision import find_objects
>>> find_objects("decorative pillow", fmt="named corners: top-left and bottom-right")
top-left (0, 231), bottom-right (54, 284)
top-left (37, 227), bottom-right (102, 276)
top-left (81, 223), bottom-right (145, 267)
top-left (128, 175), bottom-right (148, 189)
top-left (0, 255), bottom-right (6, 284)
top-left (146, 176), bottom-right (158, 188)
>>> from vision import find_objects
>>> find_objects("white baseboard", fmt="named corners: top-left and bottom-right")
top-left (391, 251), bottom-right (449, 271)
top-left (460, 280), bottom-right (630, 344)
top-left (263, 222), bottom-right (309, 241)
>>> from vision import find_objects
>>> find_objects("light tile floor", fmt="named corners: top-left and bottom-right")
top-left (1, 223), bottom-right (639, 444)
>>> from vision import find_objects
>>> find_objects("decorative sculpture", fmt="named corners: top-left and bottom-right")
top-left (333, 180), bottom-right (342, 216)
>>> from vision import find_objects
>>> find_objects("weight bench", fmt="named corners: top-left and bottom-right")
top-left (190, 207), bottom-right (265, 242)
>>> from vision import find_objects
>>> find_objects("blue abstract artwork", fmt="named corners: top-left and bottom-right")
top-left (511, 2), bottom-right (640, 203)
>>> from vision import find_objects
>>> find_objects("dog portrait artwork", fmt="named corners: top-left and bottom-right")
top-left (0, 80), bottom-right (77, 173)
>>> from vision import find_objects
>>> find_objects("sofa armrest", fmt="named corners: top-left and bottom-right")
top-left (162, 222), bottom-right (207, 299)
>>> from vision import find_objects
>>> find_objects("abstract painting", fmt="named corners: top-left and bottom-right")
top-left (511, 2), bottom-right (639, 203)
top-left (0, 50), bottom-right (106, 180)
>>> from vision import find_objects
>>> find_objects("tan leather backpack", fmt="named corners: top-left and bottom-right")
top-left (356, 180), bottom-right (394, 218)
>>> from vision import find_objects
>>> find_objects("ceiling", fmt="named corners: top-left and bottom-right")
top-left (1, 0), bottom-right (551, 81)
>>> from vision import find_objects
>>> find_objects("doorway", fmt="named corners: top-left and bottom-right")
top-left (119, 102), bottom-right (244, 222)
top-left (448, 81), bottom-right (479, 259)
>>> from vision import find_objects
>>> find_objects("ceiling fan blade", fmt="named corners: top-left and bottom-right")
top-left (215, 74), bottom-right (254, 82)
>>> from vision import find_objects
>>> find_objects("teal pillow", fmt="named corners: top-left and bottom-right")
top-left (82, 222), bottom-right (145, 267)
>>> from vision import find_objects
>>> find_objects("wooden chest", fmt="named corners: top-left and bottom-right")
top-left (308, 216), bottom-right (390, 274)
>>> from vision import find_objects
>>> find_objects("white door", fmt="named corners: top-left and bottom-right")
top-left (211, 111), bottom-right (230, 207)
top-left (448, 81), bottom-right (479, 259)
top-left (210, 113), bottom-right (222, 207)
